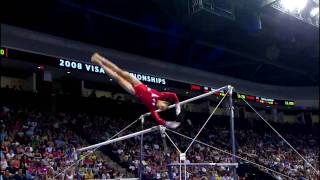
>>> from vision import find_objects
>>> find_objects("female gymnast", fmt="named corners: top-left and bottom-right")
top-left (91, 53), bottom-right (181, 129)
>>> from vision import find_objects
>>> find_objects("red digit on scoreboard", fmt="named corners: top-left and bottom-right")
top-left (246, 95), bottom-right (255, 101)
top-left (191, 84), bottom-right (201, 91)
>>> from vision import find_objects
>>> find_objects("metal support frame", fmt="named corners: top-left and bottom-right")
top-left (139, 116), bottom-right (144, 180)
top-left (168, 162), bottom-right (238, 167)
top-left (77, 85), bottom-right (234, 179)
top-left (162, 85), bottom-right (238, 179)
top-left (77, 125), bottom-right (160, 152)
top-left (70, 84), bottom-right (316, 179)
top-left (141, 86), bottom-right (228, 118)
top-left (228, 86), bottom-right (237, 179)
top-left (160, 126), bottom-right (174, 180)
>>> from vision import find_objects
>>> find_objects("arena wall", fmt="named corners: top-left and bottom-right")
top-left (1, 24), bottom-right (318, 108)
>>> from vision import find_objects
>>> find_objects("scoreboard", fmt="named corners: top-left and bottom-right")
top-left (190, 84), bottom-right (295, 106)
top-left (0, 47), bottom-right (8, 58)
top-left (1, 47), bottom-right (295, 107)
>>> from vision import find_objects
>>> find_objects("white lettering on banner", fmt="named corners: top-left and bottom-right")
top-left (129, 73), bottom-right (166, 85)
top-left (142, 75), bottom-right (147, 81)
top-left (85, 64), bottom-right (91, 72)
top-left (65, 61), bottom-right (70, 67)
top-left (59, 59), bottom-right (64, 66)
top-left (94, 66), bottom-right (100, 73)
top-left (71, 62), bottom-right (77, 69)
top-left (59, 59), bottom-right (166, 85)
top-left (83, 64), bottom-right (103, 74)
top-left (59, 59), bottom-right (83, 70)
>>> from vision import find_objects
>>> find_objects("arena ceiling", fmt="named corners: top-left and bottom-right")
top-left (1, 0), bottom-right (319, 86)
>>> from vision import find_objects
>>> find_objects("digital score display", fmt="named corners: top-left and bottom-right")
top-left (192, 86), bottom-right (295, 106)
top-left (191, 85), bottom-right (227, 97)
top-left (254, 96), bottom-right (274, 105)
top-left (285, 101), bottom-right (295, 106)
top-left (237, 93), bottom-right (256, 101)
top-left (0, 47), bottom-right (8, 58)
top-left (2, 47), bottom-right (295, 107)
top-left (191, 84), bottom-right (202, 91)
top-left (213, 90), bottom-right (227, 97)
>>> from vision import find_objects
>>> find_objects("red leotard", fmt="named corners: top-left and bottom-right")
top-left (134, 83), bottom-right (179, 125)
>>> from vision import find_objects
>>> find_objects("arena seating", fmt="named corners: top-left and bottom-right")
top-left (0, 88), bottom-right (318, 179)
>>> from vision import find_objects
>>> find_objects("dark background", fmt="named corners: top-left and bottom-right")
top-left (1, 0), bottom-right (319, 86)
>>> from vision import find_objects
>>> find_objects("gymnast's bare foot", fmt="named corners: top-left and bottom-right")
top-left (91, 53), bottom-right (102, 65)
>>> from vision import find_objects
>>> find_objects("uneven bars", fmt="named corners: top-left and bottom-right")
top-left (77, 126), bottom-right (161, 152)
top-left (142, 85), bottom-right (229, 117)
top-left (168, 163), bottom-right (238, 167)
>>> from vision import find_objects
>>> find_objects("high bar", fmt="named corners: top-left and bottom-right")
top-left (168, 162), bottom-right (238, 167)
top-left (77, 125), bottom-right (161, 152)
top-left (142, 85), bottom-right (229, 117)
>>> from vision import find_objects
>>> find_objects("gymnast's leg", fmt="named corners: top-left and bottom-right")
top-left (92, 53), bottom-right (122, 74)
top-left (91, 53), bottom-right (141, 86)
top-left (91, 54), bottom-right (135, 95)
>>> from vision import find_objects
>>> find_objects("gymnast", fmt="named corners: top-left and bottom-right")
top-left (91, 53), bottom-right (181, 129)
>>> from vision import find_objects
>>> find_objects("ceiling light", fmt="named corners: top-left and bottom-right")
top-left (280, 0), bottom-right (307, 12)
top-left (310, 7), bottom-right (319, 17)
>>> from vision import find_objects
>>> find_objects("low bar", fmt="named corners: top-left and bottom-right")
top-left (77, 126), bottom-right (161, 152)
top-left (168, 162), bottom-right (238, 168)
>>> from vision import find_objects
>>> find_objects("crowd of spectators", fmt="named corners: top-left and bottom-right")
top-left (73, 102), bottom-right (319, 180)
top-left (0, 106), bottom-right (124, 179)
top-left (237, 130), bottom-right (318, 179)
top-left (0, 88), bottom-right (319, 180)
top-left (74, 112), bottom-right (237, 179)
